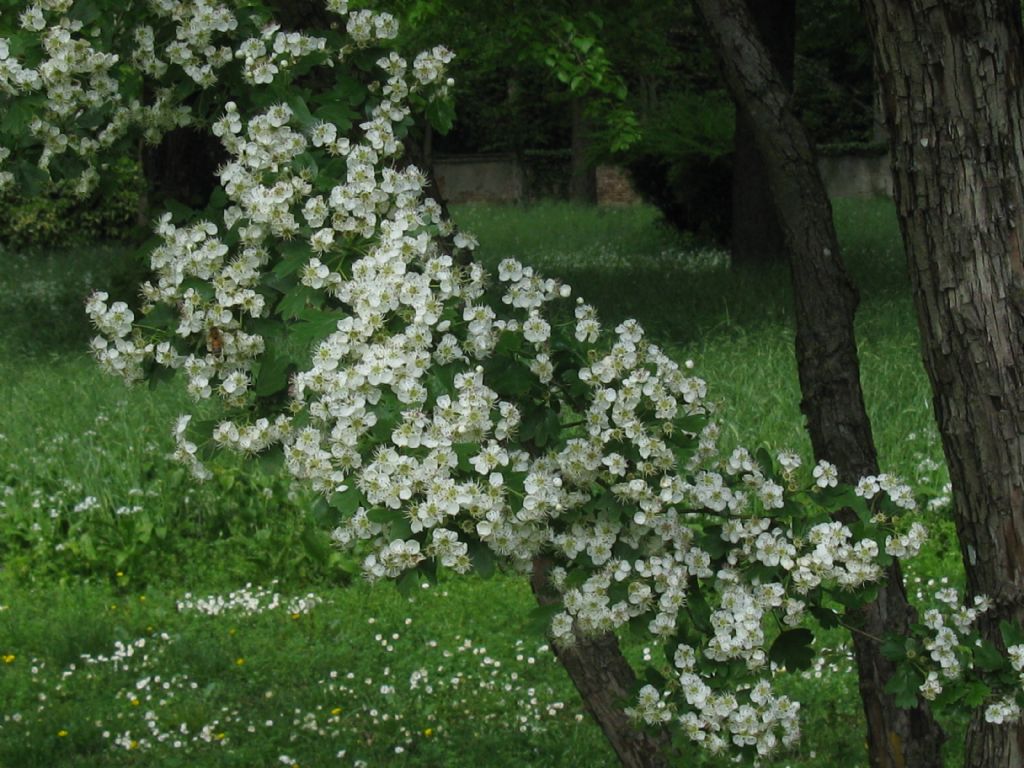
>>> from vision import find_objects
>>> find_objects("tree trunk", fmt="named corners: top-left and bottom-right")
top-left (730, 0), bottom-right (794, 267)
top-left (531, 557), bottom-right (672, 768)
top-left (141, 126), bottom-right (225, 211)
top-left (859, 2), bottom-right (1024, 765)
top-left (569, 96), bottom-right (597, 204)
top-left (693, 1), bottom-right (947, 766)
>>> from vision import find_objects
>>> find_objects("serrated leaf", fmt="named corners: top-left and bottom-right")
top-left (329, 487), bottom-right (363, 517)
top-left (884, 664), bottom-right (923, 709)
top-left (974, 640), bottom-right (1009, 672)
top-left (425, 98), bottom-right (455, 135)
top-left (962, 680), bottom-right (992, 708)
top-left (1000, 620), bottom-right (1024, 649)
top-left (880, 634), bottom-right (909, 662)
top-left (291, 309), bottom-right (344, 349)
top-left (697, 526), bottom-right (727, 559)
top-left (675, 414), bottom-right (707, 434)
top-left (276, 286), bottom-right (323, 319)
top-left (769, 628), bottom-right (815, 671)
top-left (255, 352), bottom-right (293, 397)
top-left (180, 277), bottom-right (215, 301)
top-left (140, 302), bottom-right (175, 330)
top-left (484, 358), bottom-right (534, 399)
top-left (528, 408), bottom-right (561, 448)
top-left (315, 103), bottom-right (356, 131)
top-left (643, 667), bottom-right (667, 689)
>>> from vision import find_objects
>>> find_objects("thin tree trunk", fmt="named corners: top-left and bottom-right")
top-left (731, 0), bottom-right (794, 267)
top-left (693, 1), bottom-right (946, 765)
top-left (531, 557), bottom-right (672, 768)
top-left (859, 2), bottom-right (1024, 765)
top-left (569, 96), bottom-right (597, 204)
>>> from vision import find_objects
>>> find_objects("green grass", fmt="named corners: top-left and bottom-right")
top-left (0, 199), bottom-right (966, 767)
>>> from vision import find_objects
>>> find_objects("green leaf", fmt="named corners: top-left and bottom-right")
top-left (469, 542), bottom-right (495, 579)
top-left (300, 524), bottom-right (330, 565)
top-left (69, 1), bottom-right (101, 25)
top-left (255, 352), bottom-right (293, 397)
top-left (809, 603), bottom-right (841, 629)
top-left (367, 507), bottom-right (393, 525)
top-left (962, 680), bottom-right (992, 708)
top-left (140, 302), bottom-right (175, 331)
top-left (974, 640), bottom-right (1009, 672)
top-left (769, 628), bottom-right (815, 672)
top-left (14, 160), bottom-right (48, 197)
top-left (277, 286), bottom-right (323, 319)
top-left (291, 309), bottom-right (344, 349)
top-left (453, 443), bottom-right (477, 474)
top-left (1000, 620), bottom-right (1024, 649)
top-left (526, 603), bottom-right (562, 638)
top-left (330, 74), bottom-right (369, 107)
top-left (697, 526), bottom-right (727, 559)
top-left (329, 487), bottom-right (363, 517)
top-left (2, 96), bottom-right (44, 136)
top-left (275, 240), bottom-right (313, 276)
top-left (884, 664), bottom-right (923, 709)
top-left (180, 277), bottom-right (215, 301)
top-left (286, 93), bottom-right (315, 129)
top-left (257, 445), bottom-right (285, 475)
top-left (522, 407), bottom-right (561, 448)
top-left (483, 358), bottom-right (535, 399)
top-left (675, 413), bottom-right (708, 435)
top-left (425, 98), bottom-right (455, 135)
top-left (687, 584), bottom-right (712, 633)
top-left (644, 667), bottom-right (667, 690)
top-left (315, 103), bottom-right (356, 131)
top-left (880, 634), bottom-right (909, 662)
top-left (396, 566), bottom-right (429, 597)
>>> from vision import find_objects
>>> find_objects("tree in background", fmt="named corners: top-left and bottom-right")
top-left (730, 0), bottom-right (794, 267)
top-left (693, 0), bottom-right (947, 763)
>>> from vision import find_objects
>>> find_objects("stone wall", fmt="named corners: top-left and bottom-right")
top-left (432, 154), bottom-right (524, 204)
top-left (595, 165), bottom-right (644, 206)
top-left (432, 151), bottom-right (894, 205)
top-left (817, 151), bottom-right (893, 198)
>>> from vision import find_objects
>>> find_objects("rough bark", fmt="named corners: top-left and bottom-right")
top-left (694, 1), bottom-right (946, 766)
top-left (531, 557), bottom-right (672, 768)
top-left (859, 2), bottom-right (1024, 765)
top-left (731, 0), bottom-right (794, 267)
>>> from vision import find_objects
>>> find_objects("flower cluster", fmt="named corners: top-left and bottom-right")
top-left (68, 3), bottom-right (924, 758)
top-left (176, 582), bottom-right (322, 617)
top-left (8, 0), bottom-right (1024, 760)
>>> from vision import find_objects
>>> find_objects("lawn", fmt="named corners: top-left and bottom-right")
top-left (0, 200), bottom-right (965, 767)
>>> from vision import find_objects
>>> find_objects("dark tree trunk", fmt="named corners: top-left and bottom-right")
top-left (569, 96), bottom-right (597, 204)
top-left (730, 0), bottom-right (794, 267)
top-left (859, 2), bottom-right (1024, 765)
top-left (531, 557), bottom-right (672, 768)
top-left (694, 1), bottom-right (947, 766)
top-left (141, 126), bottom-right (225, 212)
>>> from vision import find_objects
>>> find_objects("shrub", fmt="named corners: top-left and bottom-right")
top-left (0, 157), bottom-right (144, 250)
top-left (626, 91), bottom-right (734, 243)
